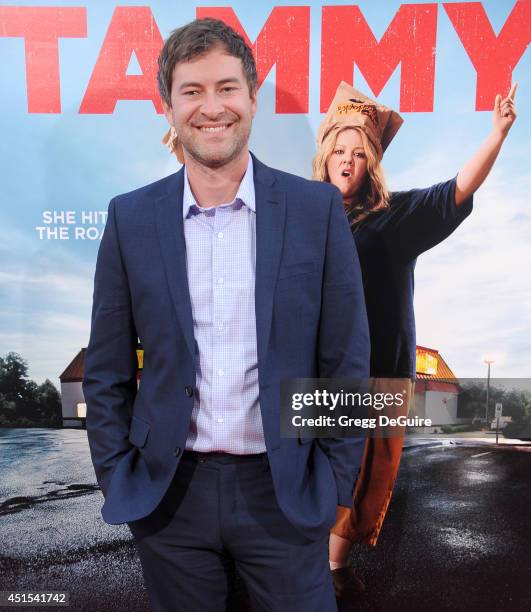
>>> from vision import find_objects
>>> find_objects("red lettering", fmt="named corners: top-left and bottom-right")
top-left (320, 4), bottom-right (438, 113)
top-left (444, 1), bottom-right (531, 110)
top-left (79, 7), bottom-right (163, 114)
top-left (0, 7), bottom-right (86, 113)
top-left (197, 7), bottom-right (310, 113)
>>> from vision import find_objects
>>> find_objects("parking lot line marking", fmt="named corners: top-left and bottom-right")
top-left (470, 451), bottom-right (493, 458)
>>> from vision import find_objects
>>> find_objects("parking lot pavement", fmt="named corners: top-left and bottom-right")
top-left (1, 428), bottom-right (529, 611)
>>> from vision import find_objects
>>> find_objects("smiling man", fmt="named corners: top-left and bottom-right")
top-left (83, 18), bottom-right (370, 612)
top-left (164, 53), bottom-right (254, 171)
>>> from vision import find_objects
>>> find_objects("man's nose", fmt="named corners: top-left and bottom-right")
top-left (199, 92), bottom-right (224, 118)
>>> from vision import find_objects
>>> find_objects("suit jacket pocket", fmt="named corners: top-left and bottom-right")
top-left (128, 415), bottom-right (150, 448)
top-left (278, 260), bottom-right (317, 280)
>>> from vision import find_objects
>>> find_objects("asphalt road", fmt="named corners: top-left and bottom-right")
top-left (345, 441), bottom-right (531, 611)
top-left (0, 429), bottom-right (529, 611)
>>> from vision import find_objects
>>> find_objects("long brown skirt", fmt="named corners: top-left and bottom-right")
top-left (331, 378), bottom-right (415, 546)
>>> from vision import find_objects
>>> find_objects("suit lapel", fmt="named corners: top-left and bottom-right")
top-left (154, 169), bottom-right (196, 361)
top-left (253, 155), bottom-right (286, 383)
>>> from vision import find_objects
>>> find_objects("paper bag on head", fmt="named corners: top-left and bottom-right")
top-left (162, 126), bottom-right (184, 164)
top-left (317, 82), bottom-right (404, 159)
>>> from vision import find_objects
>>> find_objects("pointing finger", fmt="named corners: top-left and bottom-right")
top-left (508, 82), bottom-right (518, 100)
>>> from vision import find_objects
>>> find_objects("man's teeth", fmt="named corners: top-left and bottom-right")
top-left (200, 125), bottom-right (228, 132)
top-left (342, 170), bottom-right (351, 177)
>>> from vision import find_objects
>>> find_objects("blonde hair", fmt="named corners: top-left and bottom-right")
top-left (312, 127), bottom-right (389, 224)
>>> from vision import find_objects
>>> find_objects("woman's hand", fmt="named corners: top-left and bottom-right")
top-left (492, 83), bottom-right (517, 140)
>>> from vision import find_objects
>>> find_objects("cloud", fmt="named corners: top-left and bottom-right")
top-left (0, 270), bottom-right (92, 297)
top-left (408, 160), bottom-right (531, 377)
top-left (0, 232), bottom-right (94, 387)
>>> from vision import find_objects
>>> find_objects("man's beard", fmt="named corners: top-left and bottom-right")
top-left (179, 116), bottom-right (251, 169)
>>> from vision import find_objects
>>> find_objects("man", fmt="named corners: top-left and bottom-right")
top-left (83, 18), bottom-right (369, 612)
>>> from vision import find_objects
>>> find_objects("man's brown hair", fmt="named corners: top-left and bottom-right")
top-left (157, 18), bottom-right (258, 107)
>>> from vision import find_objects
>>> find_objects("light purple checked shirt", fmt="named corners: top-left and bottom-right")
top-left (182, 155), bottom-right (266, 454)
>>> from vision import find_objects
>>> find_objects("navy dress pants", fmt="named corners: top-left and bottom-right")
top-left (127, 451), bottom-right (337, 612)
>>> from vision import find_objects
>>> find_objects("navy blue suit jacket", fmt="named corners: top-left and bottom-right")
top-left (83, 154), bottom-right (370, 540)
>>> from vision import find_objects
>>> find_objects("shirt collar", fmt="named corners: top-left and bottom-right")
top-left (182, 154), bottom-right (255, 219)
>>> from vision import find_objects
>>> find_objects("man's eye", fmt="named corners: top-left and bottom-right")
top-left (183, 90), bottom-right (199, 96)
top-left (221, 87), bottom-right (236, 93)
top-left (334, 150), bottom-right (344, 155)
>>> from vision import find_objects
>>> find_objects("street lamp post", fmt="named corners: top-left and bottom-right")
top-left (484, 359), bottom-right (494, 427)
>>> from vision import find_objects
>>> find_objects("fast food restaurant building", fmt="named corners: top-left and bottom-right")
top-left (59, 345), bottom-right (465, 431)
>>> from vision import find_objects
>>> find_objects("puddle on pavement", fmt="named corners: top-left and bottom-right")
top-left (0, 484), bottom-right (99, 515)
top-left (462, 471), bottom-right (498, 484)
top-left (437, 526), bottom-right (512, 556)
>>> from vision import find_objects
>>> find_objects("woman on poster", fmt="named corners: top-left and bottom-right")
top-left (313, 81), bottom-right (517, 601)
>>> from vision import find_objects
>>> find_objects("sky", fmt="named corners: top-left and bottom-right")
top-left (0, 0), bottom-right (530, 388)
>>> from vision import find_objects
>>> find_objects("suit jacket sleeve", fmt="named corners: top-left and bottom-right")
top-left (82, 198), bottom-right (138, 497)
top-left (317, 187), bottom-right (370, 507)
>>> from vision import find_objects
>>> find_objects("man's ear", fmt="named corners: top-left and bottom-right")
top-left (250, 89), bottom-right (258, 118)
top-left (162, 99), bottom-right (174, 126)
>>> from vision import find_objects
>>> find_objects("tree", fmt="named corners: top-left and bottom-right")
top-left (35, 379), bottom-right (62, 426)
top-left (458, 381), bottom-right (531, 422)
top-left (0, 352), bottom-right (30, 404)
top-left (0, 353), bottom-right (62, 427)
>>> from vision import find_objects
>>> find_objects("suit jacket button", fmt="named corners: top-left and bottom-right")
top-left (174, 447), bottom-right (181, 457)
top-left (185, 386), bottom-right (193, 397)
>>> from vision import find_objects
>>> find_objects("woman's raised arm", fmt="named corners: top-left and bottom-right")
top-left (455, 83), bottom-right (518, 206)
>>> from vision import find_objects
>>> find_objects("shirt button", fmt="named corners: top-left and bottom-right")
top-left (174, 446), bottom-right (181, 457)
top-left (217, 324), bottom-right (224, 331)
top-left (217, 417), bottom-right (224, 424)
top-left (217, 369), bottom-right (224, 377)
top-left (217, 232), bottom-right (223, 239)
top-left (217, 277), bottom-right (224, 285)
top-left (184, 386), bottom-right (193, 397)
